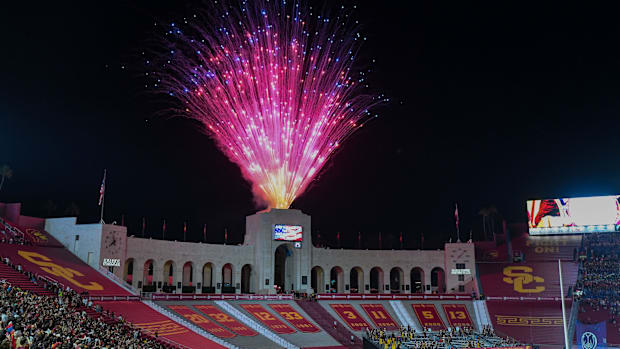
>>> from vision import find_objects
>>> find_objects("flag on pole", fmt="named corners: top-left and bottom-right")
top-left (421, 233), bottom-right (425, 249)
top-left (358, 232), bottom-right (361, 249)
top-left (455, 203), bottom-right (460, 241)
top-left (98, 170), bottom-right (106, 206)
top-left (141, 217), bottom-right (146, 237)
top-left (203, 223), bottom-right (207, 242)
top-left (224, 228), bottom-right (228, 244)
top-left (379, 232), bottom-right (382, 250)
top-left (183, 221), bottom-right (187, 241)
top-left (121, 214), bottom-right (125, 227)
top-left (336, 232), bottom-right (340, 248)
top-left (162, 219), bottom-right (167, 239)
top-left (400, 232), bottom-right (403, 249)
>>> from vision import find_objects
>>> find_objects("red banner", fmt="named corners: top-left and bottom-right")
top-left (360, 304), bottom-right (399, 330)
top-left (269, 304), bottom-right (321, 333)
top-left (195, 304), bottom-right (257, 336)
top-left (478, 262), bottom-right (578, 298)
top-left (329, 304), bottom-right (371, 331)
top-left (168, 305), bottom-right (235, 338)
top-left (412, 304), bottom-right (445, 330)
top-left (442, 304), bottom-right (473, 328)
top-left (240, 304), bottom-right (295, 334)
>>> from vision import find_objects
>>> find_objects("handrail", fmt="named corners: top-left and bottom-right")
top-left (316, 293), bottom-right (473, 300)
top-left (97, 266), bottom-right (140, 295)
top-left (389, 300), bottom-right (420, 330)
top-left (214, 300), bottom-right (298, 349)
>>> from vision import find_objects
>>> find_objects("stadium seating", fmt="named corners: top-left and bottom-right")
top-left (0, 242), bottom-right (131, 295)
top-left (0, 257), bottom-right (56, 296)
top-left (364, 326), bottom-right (524, 349)
top-left (574, 232), bottom-right (620, 345)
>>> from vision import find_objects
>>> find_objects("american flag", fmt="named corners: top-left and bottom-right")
top-left (98, 169), bottom-right (106, 206)
top-left (274, 224), bottom-right (302, 241)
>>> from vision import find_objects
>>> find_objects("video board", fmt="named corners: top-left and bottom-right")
top-left (273, 224), bottom-right (303, 241)
top-left (527, 195), bottom-right (620, 235)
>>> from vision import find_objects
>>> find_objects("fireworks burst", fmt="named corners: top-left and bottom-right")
top-left (153, 0), bottom-right (382, 209)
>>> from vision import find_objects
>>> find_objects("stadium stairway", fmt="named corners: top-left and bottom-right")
top-left (0, 259), bottom-right (55, 296)
top-left (295, 300), bottom-right (361, 349)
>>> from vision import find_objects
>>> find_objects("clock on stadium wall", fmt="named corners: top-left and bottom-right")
top-left (103, 230), bottom-right (124, 256)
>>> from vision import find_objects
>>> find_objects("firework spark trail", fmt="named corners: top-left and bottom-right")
top-left (156, 0), bottom-right (381, 209)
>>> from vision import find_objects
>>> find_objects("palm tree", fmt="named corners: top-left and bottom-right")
top-left (0, 165), bottom-right (13, 192)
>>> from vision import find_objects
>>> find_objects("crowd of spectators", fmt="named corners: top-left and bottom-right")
top-left (0, 258), bottom-right (175, 349)
top-left (574, 232), bottom-right (620, 324)
top-left (0, 218), bottom-right (28, 245)
top-left (365, 325), bottom-right (522, 349)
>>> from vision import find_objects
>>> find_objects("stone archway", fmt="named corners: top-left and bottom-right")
top-left (390, 267), bottom-right (404, 293)
top-left (143, 259), bottom-right (155, 291)
top-left (163, 260), bottom-right (175, 292)
top-left (311, 266), bottom-right (325, 293)
top-left (350, 267), bottom-right (364, 293)
top-left (330, 266), bottom-right (344, 293)
top-left (202, 262), bottom-right (215, 293)
top-left (370, 267), bottom-right (384, 293)
top-left (431, 267), bottom-right (446, 293)
top-left (123, 258), bottom-right (134, 285)
top-left (241, 264), bottom-right (252, 293)
top-left (410, 267), bottom-right (425, 293)
top-left (222, 263), bottom-right (234, 293)
top-left (182, 262), bottom-right (194, 293)
top-left (274, 244), bottom-right (295, 292)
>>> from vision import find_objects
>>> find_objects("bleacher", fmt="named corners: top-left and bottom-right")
top-left (364, 327), bottom-right (524, 349)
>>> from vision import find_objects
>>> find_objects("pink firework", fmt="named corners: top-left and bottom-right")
top-left (156, 0), bottom-right (380, 209)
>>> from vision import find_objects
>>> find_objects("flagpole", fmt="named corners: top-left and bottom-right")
top-left (559, 259), bottom-right (569, 349)
top-left (99, 169), bottom-right (106, 223)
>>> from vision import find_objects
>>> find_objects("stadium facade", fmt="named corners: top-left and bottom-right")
top-left (41, 207), bottom-right (476, 296)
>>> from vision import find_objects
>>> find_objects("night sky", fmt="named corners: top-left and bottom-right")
top-left (2, 1), bottom-right (620, 249)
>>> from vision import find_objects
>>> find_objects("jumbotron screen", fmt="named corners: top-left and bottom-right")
top-left (273, 224), bottom-right (303, 241)
top-left (527, 195), bottom-right (620, 235)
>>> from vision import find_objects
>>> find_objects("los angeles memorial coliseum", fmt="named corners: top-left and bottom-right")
top-left (1, 196), bottom-right (618, 348)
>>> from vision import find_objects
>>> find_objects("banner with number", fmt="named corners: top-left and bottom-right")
top-left (360, 304), bottom-right (399, 330)
top-left (240, 304), bottom-right (296, 334)
top-left (442, 304), bottom-right (473, 328)
top-left (329, 304), bottom-right (371, 331)
top-left (194, 304), bottom-right (257, 336)
top-left (168, 305), bottom-right (235, 338)
top-left (269, 304), bottom-right (321, 333)
top-left (412, 304), bottom-right (445, 330)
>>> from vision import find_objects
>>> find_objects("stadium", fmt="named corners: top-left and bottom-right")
top-left (1, 195), bottom-right (618, 348)
top-left (3, 0), bottom-right (620, 349)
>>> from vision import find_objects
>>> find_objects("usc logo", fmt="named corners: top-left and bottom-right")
top-left (502, 266), bottom-right (545, 293)
top-left (18, 250), bottom-right (103, 291)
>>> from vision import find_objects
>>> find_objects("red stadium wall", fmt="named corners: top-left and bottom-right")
top-left (486, 300), bottom-right (570, 346)
top-left (478, 262), bottom-right (578, 299)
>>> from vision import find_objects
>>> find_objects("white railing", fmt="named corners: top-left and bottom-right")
top-left (473, 300), bottom-right (492, 331)
top-left (389, 300), bottom-right (420, 331)
top-left (214, 300), bottom-right (298, 349)
top-left (143, 300), bottom-right (238, 349)
top-left (97, 266), bottom-right (140, 295)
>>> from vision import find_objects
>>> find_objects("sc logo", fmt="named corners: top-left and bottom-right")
top-left (502, 266), bottom-right (545, 293)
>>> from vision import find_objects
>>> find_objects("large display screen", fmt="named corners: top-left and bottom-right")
top-left (527, 195), bottom-right (620, 235)
top-left (273, 224), bottom-right (303, 241)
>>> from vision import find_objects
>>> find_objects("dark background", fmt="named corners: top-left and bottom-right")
top-left (1, 1), bottom-right (619, 249)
